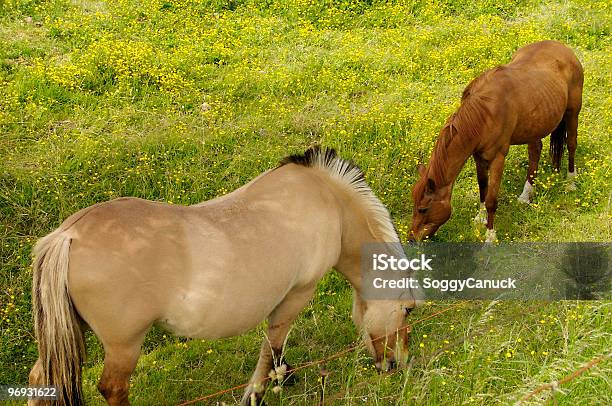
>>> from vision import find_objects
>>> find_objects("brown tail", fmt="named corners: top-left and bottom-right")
top-left (550, 118), bottom-right (567, 171)
top-left (31, 230), bottom-right (85, 405)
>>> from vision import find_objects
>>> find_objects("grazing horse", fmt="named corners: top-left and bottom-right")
top-left (28, 147), bottom-right (420, 406)
top-left (410, 41), bottom-right (583, 242)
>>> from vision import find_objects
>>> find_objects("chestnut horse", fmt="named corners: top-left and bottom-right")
top-left (28, 147), bottom-right (420, 406)
top-left (410, 41), bottom-right (583, 242)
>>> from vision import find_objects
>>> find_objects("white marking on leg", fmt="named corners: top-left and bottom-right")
top-left (567, 170), bottom-right (577, 191)
top-left (474, 203), bottom-right (487, 224)
top-left (518, 181), bottom-right (534, 204)
top-left (485, 228), bottom-right (497, 243)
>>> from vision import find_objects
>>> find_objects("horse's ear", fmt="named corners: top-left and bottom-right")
top-left (417, 164), bottom-right (426, 177)
top-left (425, 178), bottom-right (436, 194)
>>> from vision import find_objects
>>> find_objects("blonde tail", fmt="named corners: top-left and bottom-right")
top-left (31, 230), bottom-right (85, 405)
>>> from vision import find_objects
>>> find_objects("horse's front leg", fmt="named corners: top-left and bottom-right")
top-left (473, 155), bottom-right (489, 224)
top-left (242, 285), bottom-right (316, 406)
top-left (484, 153), bottom-right (506, 242)
top-left (518, 140), bottom-right (542, 203)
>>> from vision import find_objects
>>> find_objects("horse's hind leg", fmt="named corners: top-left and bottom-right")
top-left (98, 335), bottom-right (146, 405)
top-left (518, 140), bottom-right (542, 204)
top-left (242, 285), bottom-right (316, 406)
top-left (28, 358), bottom-right (43, 385)
top-left (27, 359), bottom-right (44, 406)
top-left (565, 109), bottom-right (580, 190)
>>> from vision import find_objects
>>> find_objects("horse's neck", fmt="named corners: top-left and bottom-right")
top-left (430, 131), bottom-right (476, 192)
top-left (336, 202), bottom-right (400, 293)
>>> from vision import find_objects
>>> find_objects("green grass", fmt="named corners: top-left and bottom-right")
top-left (1, 0), bottom-right (611, 404)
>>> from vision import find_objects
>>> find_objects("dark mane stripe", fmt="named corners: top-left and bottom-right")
top-left (279, 146), bottom-right (366, 186)
top-left (280, 145), bottom-right (335, 167)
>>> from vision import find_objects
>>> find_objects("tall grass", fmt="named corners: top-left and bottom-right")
top-left (1, 0), bottom-right (610, 404)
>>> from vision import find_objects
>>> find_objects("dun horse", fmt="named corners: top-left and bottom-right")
top-left (410, 41), bottom-right (583, 242)
top-left (29, 147), bottom-right (419, 406)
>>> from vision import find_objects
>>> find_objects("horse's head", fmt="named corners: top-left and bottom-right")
top-left (409, 165), bottom-right (451, 241)
top-left (352, 295), bottom-right (418, 371)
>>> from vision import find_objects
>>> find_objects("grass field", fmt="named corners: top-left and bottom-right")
top-left (1, 0), bottom-right (611, 404)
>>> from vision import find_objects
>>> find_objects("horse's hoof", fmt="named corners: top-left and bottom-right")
top-left (474, 212), bottom-right (487, 224)
top-left (241, 384), bottom-right (266, 406)
top-left (241, 394), bottom-right (266, 406)
top-left (278, 362), bottom-right (297, 386)
top-left (385, 359), bottom-right (397, 371)
top-left (485, 229), bottom-right (497, 243)
top-left (474, 204), bottom-right (487, 224)
top-left (566, 182), bottom-right (577, 191)
top-left (517, 194), bottom-right (531, 204)
top-left (518, 181), bottom-right (534, 204)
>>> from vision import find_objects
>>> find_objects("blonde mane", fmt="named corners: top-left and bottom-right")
top-left (280, 147), bottom-right (400, 244)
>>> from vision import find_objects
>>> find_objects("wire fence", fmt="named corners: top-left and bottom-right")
top-left (519, 353), bottom-right (610, 403)
top-left (177, 301), bottom-right (608, 405)
top-left (177, 301), bottom-right (466, 405)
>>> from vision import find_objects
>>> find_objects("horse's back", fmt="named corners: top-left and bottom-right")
top-left (509, 40), bottom-right (583, 85)
top-left (466, 41), bottom-right (581, 96)
top-left (465, 41), bottom-right (582, 99)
